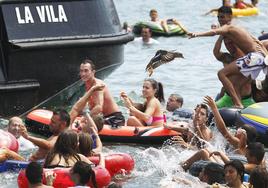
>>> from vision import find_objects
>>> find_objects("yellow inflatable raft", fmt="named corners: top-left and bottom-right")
top-left (231, 7), bottom-right (259, 17)
top-left (211, 7), bottom-right (259, 17)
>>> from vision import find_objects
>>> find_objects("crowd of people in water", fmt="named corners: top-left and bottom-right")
top-left (1, 0), bottom-right (268, 187)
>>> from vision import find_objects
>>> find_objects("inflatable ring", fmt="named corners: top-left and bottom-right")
top-left (208, 107), bottom-right (241, 127)
top-left (0, 153), bottom-right (135, 175)
top-left (133, 21), bottom-right (187, 36)
top-left (89, 153), bottom-right (134, 177)
top-left (240, 102), bottom-right (268, 134)
top-left (17, 166), bottom-right (111, 188)
top-left (0, 129), bottom-right (19, 152)
top-left (210, 7), bottom-right (258, 17)
top-left (231, 7), bottom-right (259, 17)
top-left (25, 109), bottom-right (181, 144)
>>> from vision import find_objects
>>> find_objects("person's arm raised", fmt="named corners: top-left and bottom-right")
top-left (20, 124), bottom-right (55, 150)
top-left (70, 84), bottom-right (105, 124)
top-left (82, 113), bottom-right (102, 153)
top-left (90, 90), bottom-right (104, 116)
top-left (204, 96), bottom-right (240, 147)
top-left (188, 25), bottom-right (229, 39)
top-left (204, 8), bottom-right (219, 16)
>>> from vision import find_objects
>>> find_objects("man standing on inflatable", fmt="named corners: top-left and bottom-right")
top-left (19, 109), bottom-right (70, 161)
top-left (188, 6), bottom-right (268, 108)
top-left (77, 59), bottom-right (125, 127)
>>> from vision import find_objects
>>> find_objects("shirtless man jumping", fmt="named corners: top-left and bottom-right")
top-left (188, 6), bottom-right (268, 108)
top-left (77, 59), bottom-right (125, 127)
top-left (213, 32), bottom-right (254, 108)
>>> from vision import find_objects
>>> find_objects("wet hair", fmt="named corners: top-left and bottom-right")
top-left (196, 103), bottom-right (209, 117)
top-left (149, 9), bottom-right (157, 15)
top-left (44, 130), bottom-right (81, 167)
top-left (218, 6), bottom-right (232, 15)
top-left (224, 160), bottom-right (245, 182)
top-left (249, 166), bottom-right (268, 188)
top-left (26, 161), bottom-right (43, 184)
top-left (144, 78), bottom-right (165, 103)
top-left (170, 94), bottom-right (183, 106)
top-left (246, 142), bottom-right (265, 163)
top-left (203, 163), bottom-right (225, 185)
top-left (78, 132), bottom-right (93, 157)
top-left (53, 108), bottom-right (70, 127)
top-left (92, 114), bottom-right (104, 132)
top-left (72, 161), bottom-right (97, 187)
top-left (81, 59), bottom-right (96, 71)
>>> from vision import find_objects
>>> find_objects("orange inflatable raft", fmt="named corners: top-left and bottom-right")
top-left (17, 165), bottom-right (111, 188)
top-left (25, 109), bottom-right (181, 144)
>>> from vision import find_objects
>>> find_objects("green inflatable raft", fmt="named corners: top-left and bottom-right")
top-left (133, 21), bottom-right (187, 36)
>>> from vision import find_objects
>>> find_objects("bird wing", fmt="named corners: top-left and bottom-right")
top-left (145, 50), bottom-right (163, 71)
top-left (145, 50), bottom-right (183, 76)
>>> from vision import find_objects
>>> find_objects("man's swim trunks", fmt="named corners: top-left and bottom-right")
top-left (236, 52), bottom-right (267, 80)
top-left (216, 92), bottom-right (255, 108)
top-left (104, 112), bottom-right (125, 128)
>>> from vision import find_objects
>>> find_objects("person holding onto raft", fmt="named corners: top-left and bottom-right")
top-left (149, 9), bottom-right (186, 34)
top-left (188, 6), bottom-right (268, 108)
top-left (7, 117), bottom-right (35, 151)
top-left (79, 59), bottom-right (125, 127)
top-left (121, 78), bottom-right (165, 127)
top-left (0, 116), bottom-right (36, 163)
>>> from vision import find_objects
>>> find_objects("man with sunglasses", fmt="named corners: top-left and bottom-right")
top-left (188, 6), bottom-right (268, 109)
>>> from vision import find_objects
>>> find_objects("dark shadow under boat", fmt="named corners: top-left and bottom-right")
top-left (0, 0), bottom-right (134, 117)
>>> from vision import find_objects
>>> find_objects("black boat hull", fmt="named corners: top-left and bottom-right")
top-left (0, 0), bottom-right (134, 117)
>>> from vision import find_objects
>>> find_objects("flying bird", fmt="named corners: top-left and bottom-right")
top-left (145, 50), bottom-right (184, 76)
